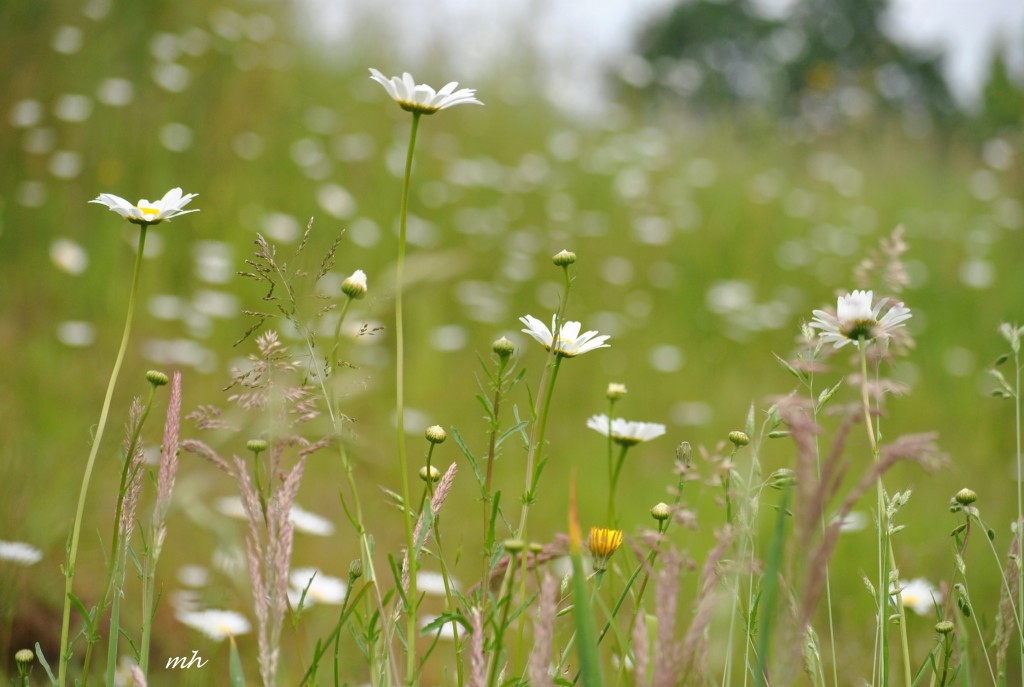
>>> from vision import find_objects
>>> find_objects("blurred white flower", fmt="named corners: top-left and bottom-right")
top-left (586, 414), bottom-right (665, 445)
top-left (90, 187), bottom-right (198, 225)
top-left (519, 314), bottom-right (610, 358)
top-left (893, 578), bottom-right (940, 616)
top-left (810, 289), bottom-right (911, 348)
top-left (175, 609), bottom-right (251, 640)
top-left (368, 68), bottom-right (482, 114)
top-left (289, 567), bottom-right (347, 606)
top-left (417, 570), bottom-right (457, 597)
top-left (0, 540), bottom-right (43, 565)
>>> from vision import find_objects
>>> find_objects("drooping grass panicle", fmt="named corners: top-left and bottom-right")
top-left (682, 529), bottom-right (734, 675)
top-left (800, 431), bottom-right (943, 625)
top-left (181, 437), bottom-right (237, 477)
top-left (632, 608), bottom-right (650, 687)
top-left (528, 573), bottom-right (558, 687)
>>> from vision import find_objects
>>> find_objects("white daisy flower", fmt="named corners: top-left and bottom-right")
top-left (586, 414), bottom-right (666, 446)
top-left (215, 497), bottom-right (334, 537)
top-left (519, 314), bottom-right (610, 358)
top-left (175, 609), bottom-right (251, 641)
top-left (90, 187), bottom-right (199, 225)
top-left (288, 567), bottom-right (347, 607)
top-left (0, 540), bottom-right (43, 565)
top-left (368, 68), bottom-right (482, 114)
top-left (417, 570), bottom-right (458, 597)
top-left (809, 290), bottom-right (911, 348)
top-left (892, 577), bottom-right (940, 617)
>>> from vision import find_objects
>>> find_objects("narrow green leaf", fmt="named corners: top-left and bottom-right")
top-left (495, 421), bottom-right (529, 450)
top-left (451, 427), bottom-right (485, 489)
top-left (35, 642), bottom-right (57, 685)
top-left (755, 487), bottom-right (791, 687)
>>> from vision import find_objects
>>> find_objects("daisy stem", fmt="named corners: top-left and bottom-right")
top-left (397, 110), bottom-right (422, 687)
top-left (607, 444), bottom-right (630, 525)
top-left (860, 345), bottom-right (911, 687)
top-left (58, 224), bottom-right (148, 687)
top-left (1014, 341), bottom-right (1023, 687)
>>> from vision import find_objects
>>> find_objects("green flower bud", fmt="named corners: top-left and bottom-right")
top-left (650, 502), bottom-right (672, 521)
top-left (247, 439), bottom-right (269, 454)
top-left (146, 370), bottom-right (170, 387)
top-left (502, 538), bottom-right (525, 553)
top-left (341, 269), bottom-right (368, 299)
top-left (15, 649), bottom-right (34, 666)
top-left (348, 558), bottom-right (363, 581)
top-left (419, 465), bottom-right (442, 483)
top-left (935, 620), bottom-right (954, 635)
top-left (552, 249), bottom-right (576, 267)
top-left (955, 488), bottom-right (977, 506)
top-left (425, 425), bottom-right (447, 444)
top-left (728, 431), bottom-right (750, 447)
top-left (492, 336), bottom-right (515, 359)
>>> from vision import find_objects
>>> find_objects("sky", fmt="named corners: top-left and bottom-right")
top-left (300, 0), bottom-right (1024, 114)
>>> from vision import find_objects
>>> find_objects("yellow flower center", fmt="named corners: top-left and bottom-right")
top-left (138, 205), bottom-right (160, 218)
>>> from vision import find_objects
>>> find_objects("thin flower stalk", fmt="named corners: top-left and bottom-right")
top-left (58, 224), bottom-right (150, 687)
top-left (396, 110), bottom-right (422, 687)
top-left (138, 371), bottom-right (182, 675)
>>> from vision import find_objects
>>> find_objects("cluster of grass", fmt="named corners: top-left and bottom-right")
top-left (2, 1), bottom-right (1024, 685)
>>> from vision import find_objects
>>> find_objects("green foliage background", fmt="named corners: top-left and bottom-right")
top-left (1, 0), bottom-right (1023, 683)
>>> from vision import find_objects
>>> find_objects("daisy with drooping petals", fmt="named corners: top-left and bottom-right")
top-left (587, 414), bottom-right (666, 446)
top-left (368, 68), bottom-right (482, 114)
top-left (587, 527), bottom-right (623, 572)
top-left (519, 314), bottom-right (610, 358)
top-left (90, 187), bottom-right (199, 225)
top-left (809, 289), bottom-right (911, 348)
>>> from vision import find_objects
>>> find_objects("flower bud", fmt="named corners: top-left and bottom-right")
top-left (15, 649), bottom-right (34, 666)
top-left (728, 431), bottom-right (750, 447)
top-left (552, 249), bottom-right (576, 267)
top-left (606, 383), bottom-right (628, 401)
top-left (954, 488), bottom-right (977, 506)
top-left (425, 425), bottom-right (447, 444)
top-left (935, 620), bottom-right (954, 635)
top-left (492, 336), bottom-right (515, 359)
top-left (246, 439), bottom-right (269, 454)
top-left (341, 269), bottom-right (368, 299)
top-left (650, 502), bottom-right (672, 521)
top-left (528, 542), bottom-right (544, 554)
top-left (676, 442), bottom-right (692, 467)
top-left (146, 370), bottom-right (170, 387)
top-left (348, 558), bottom-right (363, 581)
top-left (419, 465), bottom-right (442, 483)
top-left (502, 538), bottom-right (525, 553)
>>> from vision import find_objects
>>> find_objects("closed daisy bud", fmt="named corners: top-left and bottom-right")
top-left (419, 465), bottom-right (442, 483)
top-left (955, 488), bottom-right (977, 506)
top-left (341, 269), bottom-right (368, 299)
top-left (502, 538), bottom-right (525, 553)
top-left (606, 383), bottom-right (628, 400)
top-left (146, 370), bottom-right (170, 387)
top-left (728, 431), bottom-right (750, 447)
top-left (650, 502), bottom-right (672, 521)
top-left (425, 425), bottom-right (447, 444)
top-left (15, 649), bottom-right (34, 667)
top-left (348, 558), bottom-right (363, 581)
top-left (492, 336), bottom-right (514, 359)
top-left (935, 620), bottom-right (954, 635)
top-left (246, 439), bottom-right (269, 455)
top-left (552, 249), bottom-right (576, 267)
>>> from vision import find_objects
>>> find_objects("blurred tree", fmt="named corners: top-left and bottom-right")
top-left (632, 0), bottom-right (959, 128)
top-left (978, 41), bottom-right (1024, 134)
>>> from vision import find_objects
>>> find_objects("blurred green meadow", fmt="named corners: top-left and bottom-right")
top-left (2, 0), bottom-right (1024, 684)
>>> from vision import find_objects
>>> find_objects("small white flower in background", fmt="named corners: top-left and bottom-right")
top-left (0, 540), bottom-right (43, 565)
top-left (341, 269), bottom-right (368, 299)
top-left (215, 497), bottom-right (334, 536)
top-left (90, 187), bottom-right (199, 225)
top-left (175, 608), bottom-right (251, 641)
top-left (288, 567), bottom-right (347, 607)
top-left (892, 577), bottom-right (941, 616)
top-left (830, 510), bottom-right (868, 533)
top-left (420, 615), bottom-right (460, 640)
top-left (809, 289), bottom-right (911, 348)
top-left (417, 570), bottom-right (458, 597)
top-left (368, 68), bottom-right (482, 114)
top-left (586, 414), bottom-right (666, 446)
top-left (519, 314), bottom-right (610, 358)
